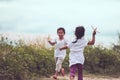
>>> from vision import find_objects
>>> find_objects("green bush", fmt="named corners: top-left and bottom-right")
top-left (84, 46), bottom-right (120, 74)
top-left (0, 36), bottom-right (69, 80)
top-left (0, 36), bottom-right (120, 80)
top-left (0, 36), bottom-right (55, 80)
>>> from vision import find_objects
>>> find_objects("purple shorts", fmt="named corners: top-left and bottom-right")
top-left (70, 64), bottom-right (83, 80)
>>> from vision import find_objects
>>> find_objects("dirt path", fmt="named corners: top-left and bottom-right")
top-left (32, 74), bottom-right (120, 80)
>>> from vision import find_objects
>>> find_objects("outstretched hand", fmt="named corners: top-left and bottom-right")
top-left (91, 26), bottom-right (99, 36)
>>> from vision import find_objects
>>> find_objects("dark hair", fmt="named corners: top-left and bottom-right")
top-left (72, 26), bottom-right (85, 43)
top-left (57, 27), bottom-right (65, 34)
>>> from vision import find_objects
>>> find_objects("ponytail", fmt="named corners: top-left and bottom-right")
top-left (72, 26), bottom-right (85, 43)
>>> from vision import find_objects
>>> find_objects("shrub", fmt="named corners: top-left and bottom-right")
top-left (84, 46), bottom-right (120, 74)
top-left (0, 35), bottom-right (120, 80)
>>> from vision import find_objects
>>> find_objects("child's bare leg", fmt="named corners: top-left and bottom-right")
top-left (61, 68), bottom-right (65, 76)
top-left (70, 76), bottom-right (74, 80)
top-left (53, 71), bottom-right (58, 79)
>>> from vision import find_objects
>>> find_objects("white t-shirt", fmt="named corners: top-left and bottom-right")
top-left (53, 38), bottom-right (67, 58)
top-left (67, 37), bottom-right (88, 67)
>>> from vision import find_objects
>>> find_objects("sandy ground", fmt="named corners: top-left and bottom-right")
top-left (32, 74), bottom-right (120, 80)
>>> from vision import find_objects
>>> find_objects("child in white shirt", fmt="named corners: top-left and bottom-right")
top-left (60, 26), bottom-right (96, 80)
top-left (48, 27), bottom-right (67, 79)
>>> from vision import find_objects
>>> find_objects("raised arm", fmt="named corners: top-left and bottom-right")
top-left (48, 41), bottom-right (56, 46)
top-left (88, 28), bottom-right (96, 45)
top-left (47, 35), bottom-right (56, 46)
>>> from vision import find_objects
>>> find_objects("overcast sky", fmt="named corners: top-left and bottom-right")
top-left (0, 0), bottom-right (120, 47)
